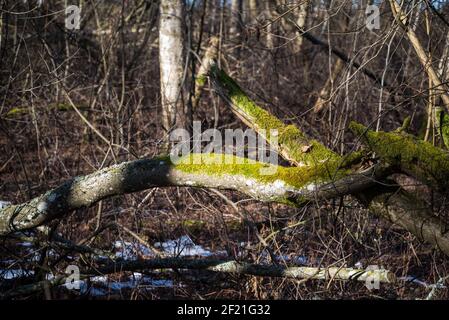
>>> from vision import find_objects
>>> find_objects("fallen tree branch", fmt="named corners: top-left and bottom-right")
top-left (3, 68), bottom-right (448, 261)
top-left (1, 258), bottom-right (395, 298)
top-left (350, 121), bottom-right (449, 191)
top-left (192, 36), bottom-right (219, 110)
top-left (365, 186), bottom-right (449, 257)
top-left (93, 258), bottom-right (396, 284)
top-left (0, 154), bottom-right (381, 236)
top-left (209, 66), bottom-right (449, 258)
top-left (208, 64), bottom-right (347, 167)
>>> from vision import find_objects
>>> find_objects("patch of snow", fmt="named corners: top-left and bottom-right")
top-left (91, 275), bottom-right (108, 282)
top-left (87, 273), bottom-right (174, 294)
top-left (304, 183), bottom-right (317, 192)
top-left (87, 287), bottom-right (108, 297)
top-left (0, 269), bottom-right (34, 280)
top-left (400, 276), bottom-right (447, 289)
top-left (0, 201), bottom-right (12, 209)
top-left (114, 240), bottom-right (154, 260)
top-left (17, 242), bottom-right (34, 247)
top-left (37, 201), bottom-right (48, 212)
top-left (155, 235), bottom-right (212, 257)
top-left (276, 255), bottom-right (308, 265)
top-left (113, 236), bottom-right (224, 261)
top-left (400, 276), bottom-right (430, 287)
top-left (260, 250), bottom-right (308, 266)
top-left (46, 273), bottom-right (55, 281)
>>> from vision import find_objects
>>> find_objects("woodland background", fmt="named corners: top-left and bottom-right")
top-left (1, 0), bottom-right (449, 299)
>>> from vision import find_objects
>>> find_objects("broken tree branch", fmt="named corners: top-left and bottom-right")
top-left (0, 153), bottom-right (381, 236)
top-left (208, 64), bottom-right (347, 167)
top-left (208, 66), bottom-right (449, 257)
top-left (93, 258), bottom-right (396, 284)
top-left (363, 185), bottom-right (449, 257)
top-left (350, 121), bottom-right (449, 192)
top-left (1, 258), bottom-right (395, 298)
top-left (192, 36), bottom-right (219, 110)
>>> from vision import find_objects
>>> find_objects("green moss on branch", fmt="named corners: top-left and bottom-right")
top-left (174, 154), bottom-right (348, 189)
top-left (209, 65), bottom-right (339, 167)
top-left (349, 121), bottom-right (449, 191)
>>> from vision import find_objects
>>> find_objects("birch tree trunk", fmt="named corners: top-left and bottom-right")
top-left (248, 0), bottom-right (258, 23)
top-left (159, 0), bottom-right (189, 135)
top-left (293, 0), bottom-right (309, 51)
top-left (265, 0), bottom-right (274, 49)
top-left (230, 0), bottom-right (243, 54)
top-left (438, 31), bottom-right (449, 83)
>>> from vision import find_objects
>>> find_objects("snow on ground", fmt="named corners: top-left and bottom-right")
top-left (399, 276), bottom-right (447, 289)
top-left (0, 269), bottom-right (34, 279)
top-left (0, 201), bottom-right (11, 209)
top-left (114, 235), bottom-right (225, 260)
top-left (72, 272), bottom-right (175, 296)
top-left (12, 235), bottom-right (443, 297)
top-left (275, 254), bottom-right (308, 266)
top-left (258, 248), bottom-right (308, 266)
top-left (154, 235), bottom-right (215, 257)
top-left (114, 240), bottom-right (154, 260)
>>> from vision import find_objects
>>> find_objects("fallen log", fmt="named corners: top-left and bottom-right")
top-left (0, 258), bottom-right (395, 298)
top-left (0, 153), bottom-right (380, 236)
top-left (209, 63), bottom-right (346, 167)
top-left (209, 66), bottom-right (449, 257)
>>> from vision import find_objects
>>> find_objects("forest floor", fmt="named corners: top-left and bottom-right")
top-left (1, 110), bottom-right (448, 300)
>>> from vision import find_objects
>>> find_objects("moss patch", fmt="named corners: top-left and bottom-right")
top-left (210, 66), bottom-right (339, 166)
top-left (350, 121), bottom-right (449, 190)
top-left (173, 153), bottom-right (349, 192)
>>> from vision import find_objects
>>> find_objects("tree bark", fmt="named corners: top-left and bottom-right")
top-left (192, 36), bottom-right (219, 110)
top-left (230, 0), bottom-right (243, 55)
top-left (159, 0), bottom-right (189, 133)
top-left (350, 121), bottom-right (449, 192)
top-left (1, 258), bottom-right (395, 298)
top-left (0, 153), bottom-right (384, 236)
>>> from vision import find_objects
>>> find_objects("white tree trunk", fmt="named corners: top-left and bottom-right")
top-left (159, 0), bottom-right (186, 133)
top-left (265, 0), bottom-right (274, 49)
top-left (438, 30), bottom-right (449, 82)
top-left (248, 0), bottom-right (258, 22)
top-left (230, 0), bottom-right (243, 40)
top-left (294, 0), bottom-right (309, 51)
